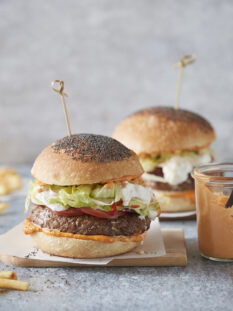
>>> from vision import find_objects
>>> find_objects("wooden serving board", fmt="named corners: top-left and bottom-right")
top-left (0, 229), bottom-right (187, 267)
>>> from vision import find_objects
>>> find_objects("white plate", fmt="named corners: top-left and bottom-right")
top-left (160, 210), bottom-right (196, 219)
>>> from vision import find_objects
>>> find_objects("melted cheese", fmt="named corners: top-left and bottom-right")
top-left (23, 218), bottom-right (145, 244)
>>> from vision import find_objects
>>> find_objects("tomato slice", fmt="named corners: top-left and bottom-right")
top-left (51, 207), bottom-right (116, 218)
top-left (50, 200), bottom-right (125, 218)
top-left (80, 207), bottom-right (116, 218)
top-left (116, 200), bottom-right (123, 206)
top-left (52, 207), bottom-right (84, 216)
top-left (108, 203), bottom-right (117, 216)
top-left (129, 205), bottom-right (140, 208)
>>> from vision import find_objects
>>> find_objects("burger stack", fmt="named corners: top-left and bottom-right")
top-left (23, 134), bottom-right (160, 258)
top-left (113, 107), bottom-right (216, 213)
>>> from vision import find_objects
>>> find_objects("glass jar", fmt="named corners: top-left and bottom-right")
top-left (192, 163), bottom-right (233, 262)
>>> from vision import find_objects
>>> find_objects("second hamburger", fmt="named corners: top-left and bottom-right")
top-left (113, 107), bottom-right (216, 213)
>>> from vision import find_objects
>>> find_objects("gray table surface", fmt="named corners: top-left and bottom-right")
top-left (0, 165), bottom-right (232, 311)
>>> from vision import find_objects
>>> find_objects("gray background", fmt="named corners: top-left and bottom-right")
top-left (0, 0), bottom-right (233, 163)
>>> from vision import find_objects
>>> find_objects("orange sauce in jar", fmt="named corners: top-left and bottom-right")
top-left (193, 163), bottom-right (233, 261)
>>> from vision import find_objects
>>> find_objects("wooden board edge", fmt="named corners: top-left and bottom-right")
top-left (0, 252), bottom-right (187, 267)
top-left (0, 229), bottom-right (187, 267)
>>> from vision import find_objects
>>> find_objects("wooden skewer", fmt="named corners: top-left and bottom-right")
top-left (173, 55), bottom-right (196, 110)
top-left (51, 80), bottom-right (72, 137)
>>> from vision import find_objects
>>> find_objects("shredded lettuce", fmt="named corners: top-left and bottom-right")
top-left (25, 180), bottom-right (160, 217)
top-left (140, 154), bottom-right (172, 172)
top-left (91, 184), bottom-right (115, 199)
top-left (140, 148), bottom-right (213, 172)
top-left (24, 180), bottom-right (36, 213)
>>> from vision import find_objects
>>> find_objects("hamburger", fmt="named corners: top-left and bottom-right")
top-left (112, 107), bottom-right (216, 213)
top-left (23, 134), bottom-right (160, 258)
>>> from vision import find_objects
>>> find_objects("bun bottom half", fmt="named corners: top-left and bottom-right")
top-left (153, 190), bottom-right (195, 213)
top-left (30, 232), bottom-right (140, 258)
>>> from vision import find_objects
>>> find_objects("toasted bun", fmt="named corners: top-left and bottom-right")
top-left (30, 232), bottom-right (140, 258)
top-left (31, 134), bottom-right (143, 185)
top-left (153, 190), bottom-right (195, 213)
top-left (113, 107), bottom-right (216, 155)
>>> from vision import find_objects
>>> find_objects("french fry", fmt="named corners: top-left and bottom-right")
top-left (0, 271), bottom-right (17, 280)
top-left (4, 174), bottom-right (21, 191)
top-left (0, 168), bottom-right (18, 177)
top-left (0, 203), bottom-right (9, 213)
top-left (0, 278), bottom-right (28, 291)
top-left (0, 167), bottom-right (22, 195)
top-left (0, 183), bottom-right (9, 195)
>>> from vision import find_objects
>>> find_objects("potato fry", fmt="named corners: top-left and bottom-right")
top-left (0, 167), bottom-right (21, 195)
top-left (0, 203), bottom-right (9, 213)
top-left (0, 278), bottom-right (28, 291)
top-left (4, 174), bottom-right (21, 191)
top-left (0, 271), bottom-right (17, 280)
top-left (0, 182), bottom-right (9, 195)
top-left (0, 168), bottom-right (19, 176)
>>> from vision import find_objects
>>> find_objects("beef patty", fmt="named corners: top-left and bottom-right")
top-left (144, 172), bottom-right (194, 192)
top-left (30, 205), bottom-right (151, 236)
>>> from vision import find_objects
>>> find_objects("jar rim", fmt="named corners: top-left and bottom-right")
top-left (192, 162), bottom-right (233, 185)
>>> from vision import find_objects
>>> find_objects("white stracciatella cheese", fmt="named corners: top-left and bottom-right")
top-left (35, 189), bottom-right (65, 211)
top-left (120, 183), bottom-right (154, 206)
top-left (143, 152), bottom-right (212, 186)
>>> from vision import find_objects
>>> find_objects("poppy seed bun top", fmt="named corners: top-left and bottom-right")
top-left (112, 107), bottom-right (216, 155)
top-left (31, 134), bottom-right (143, 185)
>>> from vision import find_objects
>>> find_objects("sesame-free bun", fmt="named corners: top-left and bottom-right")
top-left (31, 134), bottom-right (143, 185)
top-left (113, 107), bottom-right (216, 155)
top-left (30, 232), bottom-right (140, 258)
top-left (153, 190), bottom-right (195, 213)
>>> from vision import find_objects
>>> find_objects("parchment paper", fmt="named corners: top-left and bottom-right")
top-left (0, 218), bottom-right (165, 265)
